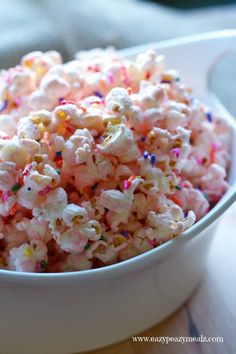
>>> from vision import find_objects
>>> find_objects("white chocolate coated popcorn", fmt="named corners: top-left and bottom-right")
top-left (0, 48), bottom-right (231, 272)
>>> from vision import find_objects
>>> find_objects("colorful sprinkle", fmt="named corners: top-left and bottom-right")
top-left (79, 105), bottom-right (87, 113)
top-left (36, 261), bottom-right (41, 272)
top-left (107, 72), bottom-right (114, 84)
top-left (202, 192), bottom-right (209, 201)
top-left (55, 151), bottom-right (62, 157)
top-left (100, 235), bottom-right (106, 241)
top-left (23, 163), bottom-right (34, 176)
top-left (41, 260), bottom-right (47, 269)
top-left (150, 154), bottom-right (156, 166)
top-left (140, 136), bottom-right (146, 142)
top-left (38, 186), bottom-right (52, 196)
top-left (149, 239), bottom-right (157, 247)
top-left (9, 204), bottom-right (17, 216)
top-left (24, 247), bottom-right (33, 257)
top-left (11, 183), bottom-right (21, 192)
top-left (170, 195), bottom-right (182, 206)
top-left (59, 98), bottom-right (76, 105)
top-left (196, 158), bottom-right (203, 165)
top-left (120, 230), bottom-right (129, 237)
top-left (128, 175), bottom-right (135, 183)
top-left (143, 151), bottom-right (149, 159)
top-left (56, 169), bottom-right (61, 175)
top-left (91, 183), bottom-right (98, 191)
top-left (124, 180), bottom-right (130, 190)
top-left (206, 112), bottom-right (212, 122)
top-left (189, 96), bottom-right (195, 103)
top-left (93, 91), bottom-right (103, 98)
top-left (84, 243), bottom-right (91, 250)
top-left (145, 71), bottom-right (151, 80)
top-left (14, 97), bottom-right (22, 107)
top-left (161, 80), bottom-right (171, 84)
top-left (124, 176), bottom-right (135, 190)
top-left (175, 185), bottom-right (182, 190)
top-left (171, 148), bottom-right (180, 159)
top-left (2, 191), bottom-right (11, 203)
top-left (121, 65), bottom-right (130, 86)
top-left (0, 100), bottom-right (8, 113)
top-left (209, 143), bottom-right (218, 164)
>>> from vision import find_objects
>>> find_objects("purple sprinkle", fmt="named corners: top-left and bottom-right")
top-left (189, 96), bottom-right (195, 103)
top-left (93, 91), bottom-right (103, 99)
top-left (206, 112), bottom-right (212, 122)
top-left (143, 151), bottom-right (149, 159)
top-left (120, 230), bottom-right (129, 237)
top-left (58, 97), bottom-right (65, 103)
top-left (150, 154), bottom-right (156, 166)
top-left (0, 100), bottom-right (8, 113)
top-left (140, 136), bottom-right (146, 142)
top-left (160, 80), bottom-right (171, 84)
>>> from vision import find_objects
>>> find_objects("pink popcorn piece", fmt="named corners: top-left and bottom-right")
top-left (0, 47), bottom-right (231, 273)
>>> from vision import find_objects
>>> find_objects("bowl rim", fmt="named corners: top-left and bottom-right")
top-left (0, 30), bottom-right (236, 281)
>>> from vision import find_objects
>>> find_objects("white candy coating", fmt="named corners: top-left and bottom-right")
top-left (0, 48), bottom-right (231, 272)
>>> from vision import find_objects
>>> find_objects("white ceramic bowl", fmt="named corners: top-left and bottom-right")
top-left (0, 31), bottom-right (236, 354)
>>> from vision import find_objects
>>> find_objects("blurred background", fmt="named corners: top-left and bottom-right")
top-left (1, 0), bottom-right (236, 114)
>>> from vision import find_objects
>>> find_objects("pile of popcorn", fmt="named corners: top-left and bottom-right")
top-left (0, 48), bottom-right (231, 272)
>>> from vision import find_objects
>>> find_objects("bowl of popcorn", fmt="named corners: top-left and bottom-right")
top-left (0, 31), bottom-right (235, 354)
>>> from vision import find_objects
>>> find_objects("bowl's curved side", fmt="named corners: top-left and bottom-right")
top-left (0, 221), bottom-right (219, 354)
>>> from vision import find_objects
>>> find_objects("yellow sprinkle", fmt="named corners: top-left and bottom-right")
top-left (103, 116), bottom-right (122, 126)
top-left (96, 244), bottom-right (106, 254)
top-left (91, 224), bottom-right (101, 234)
top-left (114, 235), bottom-right (126, 247)
top-left (143, 183), bottom-right (153, 190)
top-left (31, 115), bottom-right (41, 124)
top-left (24, 247), bottom-right (33, 257)
top-left (72, 215), bottom-right (83, 224)
top-left (37, 123), bottom-right (46, 135)
top-left (174, 139), bottom-right (182, 148)
top-left (57, 110), bottom-right (68, 120)
top-left (24, 59), bottom-right (33, 68)
top-left (36, 66), bottom-right (47, 77)
top-left (56, 123), bottom-right (66, 135)
top-left (161, 72), bottom-right (174, 82)
top-left (147, 131), bottom-right (156, 144)
top-left (34, 154), bottom-right (43, 163)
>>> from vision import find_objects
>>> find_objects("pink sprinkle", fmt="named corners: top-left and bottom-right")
top-left (121, 66), bottom-right (130, 86)
top-left (171, 148), bottom-right (180, 159)
top-left (15, 97), bottom-right (22, 106)
top-left (212, 142), bottom-right (218, 151)
top-left (38, 186), bottom-right (52, 196)
top-left (124, 180), bottom-right (129, 190)
top-left (60, 99), bottom-right (76, 105)
top-left (2, 191), bottom-right (11, 203)
top-left (196, 158), bottom-right (203, 165)
top-left (107, 72), bottom-right (114, 84)
top-left (23, 163), bottom-right (33, 176)
top-left (36, 261), bottom-right (41, 272)
top-left (149, 239), bottom-right (157, 247)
